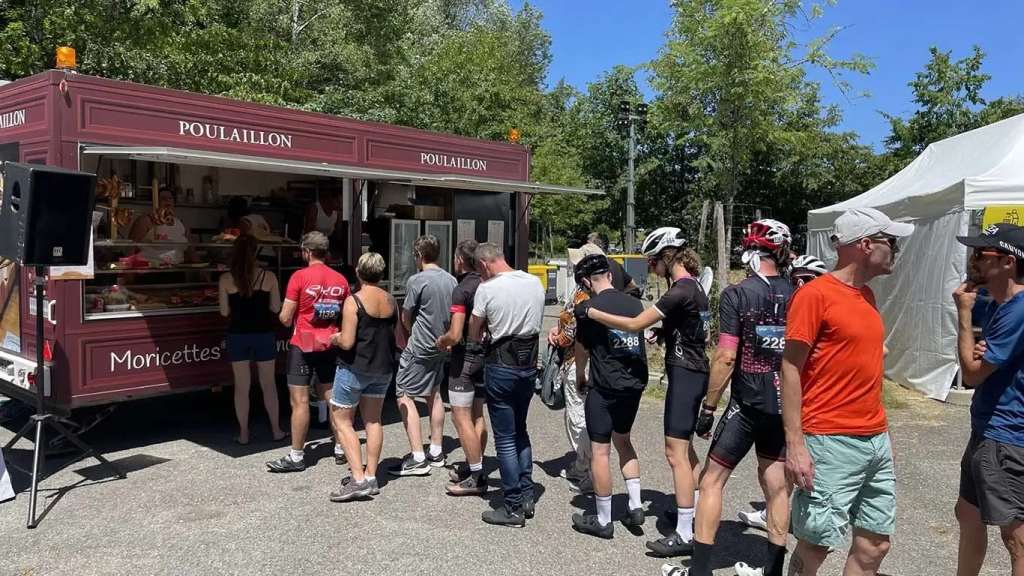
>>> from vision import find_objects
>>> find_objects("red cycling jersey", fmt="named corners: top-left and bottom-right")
top-left (284, 263), bottom-right (351, 351)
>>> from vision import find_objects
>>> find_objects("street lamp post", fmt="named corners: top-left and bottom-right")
top-left (616, 100), bottom-right (648, 254)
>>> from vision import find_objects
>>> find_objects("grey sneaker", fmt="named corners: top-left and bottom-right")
top-left (330, 477), bottom-right (373, 502)
top-left (388, 454), bottom-right (431, 476)
top-left (561, 460), bottom-right (589, 484)
top-left (569, 472), bottom-right (594, 495)
top-left (342, 475), bottom-right (380, 495)
top-left (425, 451), bottom-right (446, 468)
top-left (445, 471), bottom-right (487, 496)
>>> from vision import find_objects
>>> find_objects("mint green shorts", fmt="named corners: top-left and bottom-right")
top-left (791, 432), bottom-right (897, 548)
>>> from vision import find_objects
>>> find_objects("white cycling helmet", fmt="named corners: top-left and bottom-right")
top-left (641, 227), bottom-right (686, 258)
top-left (792, 254), bottom-right (828, 276)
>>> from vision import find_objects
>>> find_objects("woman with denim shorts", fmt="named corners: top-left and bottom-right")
top-left (219, 236), bottom-right (286, 445)
top-left (327, 252), bottom-right (397, 502)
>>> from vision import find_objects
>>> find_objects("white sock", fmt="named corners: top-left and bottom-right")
top-left (429, 444), bottom-right (443, 457)
top-left (469, 460), bottom-right (483, 472)
top-left (318, 400), bottom-right (328, 422)
top-left (596, 495), bottom-right (612, 526)
top-left (625, 477), bottom-right (642, 510)
top-left (412, 451), bottom-right (425, 462)
top-left (694, 489), bottom-right (700, 510)
top-left (365, 476), bottom-right (375, 483)
top-left (334, 444), bottom-right (344, 455)
top-left (676, 507), bottom-right (695, 541)
top-left (289, 449), bottom-right (304, 462)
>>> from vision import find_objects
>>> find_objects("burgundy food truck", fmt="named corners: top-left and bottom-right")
top-left (0, 64), bottom-right (598, 423)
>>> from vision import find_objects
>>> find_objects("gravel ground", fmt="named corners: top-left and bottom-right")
top-left (0, 307), bottom-right (1010, 576)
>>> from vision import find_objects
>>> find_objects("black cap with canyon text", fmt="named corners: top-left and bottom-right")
top-left (957, 222), bottom-right (1024, 260)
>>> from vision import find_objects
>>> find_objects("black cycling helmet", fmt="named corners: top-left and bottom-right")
top-left (574, 253), bottom-right (610, 285)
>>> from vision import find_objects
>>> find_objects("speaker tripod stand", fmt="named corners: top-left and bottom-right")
top-left (3, 267), bottom-right (125, 528)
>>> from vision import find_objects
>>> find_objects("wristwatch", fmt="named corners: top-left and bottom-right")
top-left (702, 401), bottom-right (717, 412)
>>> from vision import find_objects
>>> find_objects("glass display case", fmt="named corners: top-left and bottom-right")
top-left (425, 220), bottom-right (453, 273)
top-left (389, 219), bottom-right (420, 296)
top-left (82, 239), bottom-right (302, 320)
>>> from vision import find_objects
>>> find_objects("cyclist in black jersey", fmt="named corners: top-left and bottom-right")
top-left (736, 253), bottom-right (828, 533)
top-left (580, 227), bottom-right (710, 557)
top-left (664, 219), bottom-right (796, 576)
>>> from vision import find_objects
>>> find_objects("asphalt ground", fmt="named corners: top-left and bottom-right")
top-left (0, 306), bottom-right (1010, 575)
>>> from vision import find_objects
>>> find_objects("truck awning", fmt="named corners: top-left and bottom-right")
top-left (80, 146), bottom-right (602, 196)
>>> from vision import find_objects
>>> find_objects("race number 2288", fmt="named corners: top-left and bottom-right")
top-left (609, 329), bottom-right (642, 359)
top-left (754, 325), bottom-right (785, 357)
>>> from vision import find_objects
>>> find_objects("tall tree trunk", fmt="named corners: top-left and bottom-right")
top-left (715, 201), bottom-right (728, 295)
top-left (291, 0), bottom-right (301, 44)
top-left (698, 199), bottom-right (709, 250)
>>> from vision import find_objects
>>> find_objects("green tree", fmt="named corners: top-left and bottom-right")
top-left (648, 0), bottom-right (873, 287)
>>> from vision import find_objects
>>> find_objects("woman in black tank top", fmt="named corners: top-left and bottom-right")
top-left (219, 236), bottom-right (286, 445)
top-left (326, 252), bottom-right (397, 501)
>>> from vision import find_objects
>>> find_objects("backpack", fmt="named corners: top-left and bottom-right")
top-left (539, 344), bottom-right (565, 410)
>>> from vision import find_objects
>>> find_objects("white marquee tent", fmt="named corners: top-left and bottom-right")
top-left (806, 113), bottom-right (1024, 401)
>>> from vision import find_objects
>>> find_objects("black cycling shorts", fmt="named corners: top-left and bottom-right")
top-left (286, 344), bottom-right (337, 387)
top-left (707, 396), bottom-right (785, 470)
top-left (585, 386), bottom-right (643, 444)
top-left (664, 365), bottom-right (709, 440)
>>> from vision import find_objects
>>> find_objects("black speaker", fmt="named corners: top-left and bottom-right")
top-left (0, 162), bottom-right (97, 267)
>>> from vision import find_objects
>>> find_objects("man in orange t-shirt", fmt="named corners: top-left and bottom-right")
top-left (780, 207), bottom-right (914, 576)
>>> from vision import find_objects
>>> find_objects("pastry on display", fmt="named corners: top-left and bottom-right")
top-left (153, 206), bottom-right (174, 226)
top-left (112, 207), bottom-right (134, 228)
top-left (213, 228), bottom-right (240, 243)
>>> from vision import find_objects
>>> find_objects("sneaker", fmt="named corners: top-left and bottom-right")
top-left (646, 533), bottom-right (695, 558)
top-left (449, 462), bottom-right (470, 483)
top-left (342, 475), bottom-right (380, 495)
top-left (561, 460), bottom-right (588, 484)
top-left (734, 562), bottom-right (764, 576)
top-left (330, 477), bottom-right (373, 502)
top-left (425, 451), bottom-right (446, 468)
top-left (738, 509), bottom-right (767, 531)
top-left (572, 513), bottom-right (614, 539)
top-left (388, 454), bottom-right (431, 476)
top-left (482, 505), bottom-right (526, 528)
top-left (266, 453), bottom-right (305, 473)
top-left (335, 452), bottom-right (348, 466)
top-left (661, 564), bottom-right (689, 576)
top-left (622, 506), bottom-right (645, 528)
top-left (569, 473), bottom-right (594, 495)
top-left (522, 494), bottom-right (536, 519)
top-left (445, 472), bottom-right (488, 496)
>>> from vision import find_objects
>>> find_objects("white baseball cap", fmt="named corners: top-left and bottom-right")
top-left (568, 242), bottom-right (605, 265)
top-left (830, 207), bottom-right (915, 246)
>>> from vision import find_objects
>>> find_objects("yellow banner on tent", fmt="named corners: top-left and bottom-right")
top-left (983, 206), bottom-right (1024, 228)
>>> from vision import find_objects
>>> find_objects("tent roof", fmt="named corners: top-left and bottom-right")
top-left (808, 113), bottom-right (1024, 231)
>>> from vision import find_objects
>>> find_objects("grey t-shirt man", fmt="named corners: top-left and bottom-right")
top-left (403, 267), bottom-right (458, 358)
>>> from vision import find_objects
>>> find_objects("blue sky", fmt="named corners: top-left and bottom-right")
top-left (510, 0), bottom-right (1024, 150)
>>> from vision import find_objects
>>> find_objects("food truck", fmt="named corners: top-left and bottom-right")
top-left (0, 66), bottom-right (598, 420)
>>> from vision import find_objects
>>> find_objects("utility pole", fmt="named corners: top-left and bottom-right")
top-left (616, 100), bottom-right (648, 254)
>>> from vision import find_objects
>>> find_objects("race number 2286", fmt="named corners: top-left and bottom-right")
top-left (754, 325), bottom-right (785, 357)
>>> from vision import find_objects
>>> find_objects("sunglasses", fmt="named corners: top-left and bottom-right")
top-left (868, 234), bottom-right (899, 252)
top-left (973, 248), bottom-right (1007, 260)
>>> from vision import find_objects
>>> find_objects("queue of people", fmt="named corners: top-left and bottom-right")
top-left (215, 210), bottom-right (1024, 575)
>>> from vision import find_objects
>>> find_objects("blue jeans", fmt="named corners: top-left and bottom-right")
top-left (484, 364), bottom-right (536, 510)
